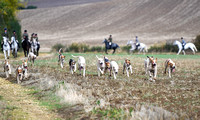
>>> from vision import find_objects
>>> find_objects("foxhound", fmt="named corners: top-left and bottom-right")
top-left (104, 58), bottom-right (119, 79)
top-left (145, 56), bottom-right (157, 81)
top-left (28, 52), bottom-right (36, 64)
top-left (123, 58), bottom-right (133, 77)
top-left (96, 55), bottom-right (105, 77)
top-left (164, 59), bottom-right (175, 78)
top-left (58, 48), bottom-right (65, 68)
top-left (4, 60), bottom-right (11, 78)
top-left (22, 60), bottom-right (28, 78)
top-left (69, 59), bottom-right (76, 74)
top-left (16, 66), bottom-right (23, 84)
top-left (72, 55), bottom-right (86, 77)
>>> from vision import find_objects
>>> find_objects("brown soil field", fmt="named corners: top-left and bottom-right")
top-left (18, 0), bottom-right (200, 52)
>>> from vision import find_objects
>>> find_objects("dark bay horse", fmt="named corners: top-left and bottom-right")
top-left (103, 39), bottom-right (120, 54)
top-left (22, 38), bottom-right (31, 57)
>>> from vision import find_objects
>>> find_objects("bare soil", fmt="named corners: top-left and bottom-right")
top-left (18, 0), bottom-right (200, 52)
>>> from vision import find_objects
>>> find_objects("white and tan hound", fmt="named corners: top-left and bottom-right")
top-left (145, 56), bottom-right (157, 81)
top-left (96, 55), bottom-right (105, 77)
top-left (22, 60), bottom-right (28, 78)
top-left (69, 59), bottom-right (76, 74)
top-left (123, 58), bottom-right (133, 77)
top-left (72, 55), bottom-right (86, 77)
top-left (104, 58), bottom-right (119, 79)
top-left (164, 59), bottom-right (175, 78)
top-left (28, 52), bottom-right (36, 64)
top-left (58, 48), bottom-right (65, 68)
top-left (4, 60), bottom-right (11, 78)
top-left (16, 66), bottom-right (23, 84)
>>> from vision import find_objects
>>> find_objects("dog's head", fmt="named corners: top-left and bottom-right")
top-left (105, 62), bottom-right (110, 68)
top-left (61, 55), bottom-right (65, 61)
top-left (148, 56), bottom-right (157, 68)
top-left (167, 59), bottom-right (175, 72)
top-left (125, 59), bottom-right (131, 65)
top-left (17, 66), bottom-right (23, 78)
top-left (98, 58), bottom-right (104, 67)
top-left (23, 60), bottom-right (28, 68)
top-left (4, 60), bottom-right (10, 70)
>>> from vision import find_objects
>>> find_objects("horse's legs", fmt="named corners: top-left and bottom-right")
top-left (15, 48), bottom-right (17, 57)
top-left (7, 50), bottom-right (10, 59)
top-left (24, 50), bottom-right (27, 57)
top-left (27, 48), bottom-right (29, 56)
top-left (105, 49), bottom-right (108, 54)
top-left (177, 49), bottom-right (181, 55)
top-left (190, 48), bottom-right (195, 54)
top-left (112, 49), bottom-right (116, 54)
top-left (3, 50), bottom-right (7, 59)
top-left (182, 50), bottom-right (185, 55)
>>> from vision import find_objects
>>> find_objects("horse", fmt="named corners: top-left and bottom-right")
top-left (2, 37), bottom-right (10, 59)
top-left (103, 39), bottom-right (120, 54)
top-left (127, 40), bottom-right (148, 54)
top-left (31, 38), bottom-right (39, 56)
top-left (173, 40), bottom-right (197, 55)
top-left (22, 38), bottom-right (31, 57)
top-left (11, 36), bottom-right (18, 58)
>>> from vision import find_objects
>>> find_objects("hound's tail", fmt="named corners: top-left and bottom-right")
top-left (96, 55), bottom-right (99, 59)
top-left (71, 55), bottom-right (79, 58)
top-left (59, 48), bottom-right (62, 54)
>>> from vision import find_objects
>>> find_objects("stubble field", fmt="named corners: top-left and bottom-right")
top-left (1, 52), bottom-right (200, 119)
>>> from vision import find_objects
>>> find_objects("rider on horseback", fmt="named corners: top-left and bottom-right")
top-left (30, 33), bottom-right (35, 43)
top-left (181, 37), bottom-right (186, 50)
top-left (108, 35), bottom-right (112, 49)
top-left (12, 30), bottom-right (20, 50)
top-left (35, 33), bottom-right (40, 49)
top-left (22, 30), bottom-right (29, 42)
top-left (135, 36), bottom-right (140, 50)
top-left (1, 28), bottom-right (10, 51)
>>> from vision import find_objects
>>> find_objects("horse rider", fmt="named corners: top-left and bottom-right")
top-left (22, 30), bottom-right (29, 42)
top-left (108, 35), bottom-right (112, 48)
top-left (35, 33), bottom-right (40, 49)
top-left (1, 28), bottom-right (10, 51)
top-left (135, 36), bottom-right (140, 50)
top-left (12, 30), bottom-right (20, 50)
top-left (181, 37), bottom-right (186, 50)
top-left (30, 33), bottom-right (35, 43)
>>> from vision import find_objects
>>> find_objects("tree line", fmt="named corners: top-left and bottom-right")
top-left (0, 0), bottom-right (23, 46)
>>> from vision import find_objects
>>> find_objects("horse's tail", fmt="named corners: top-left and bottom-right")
top-left (145, 46), bottom-right (148, 52)
top-left (193, 45), bottom-right (198, 52)
top-left (117, 44), bottom-right (120, 49)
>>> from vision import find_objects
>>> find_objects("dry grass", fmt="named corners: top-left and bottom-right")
top-left (26, 52), bottom-right (200, 119)
top-left (1, 52), bottom-right (200, 119)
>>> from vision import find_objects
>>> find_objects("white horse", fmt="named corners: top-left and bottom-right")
top-left (31, 38), bottom-right (38, 56)
top-left (11, 36), bottom-right (18, 58)
top-left (173, 40), bottom-right (197, 55)
top-left (127, 40), bottom-right (148, 54)
top-left (2, 37), bottom-right (10, 59)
